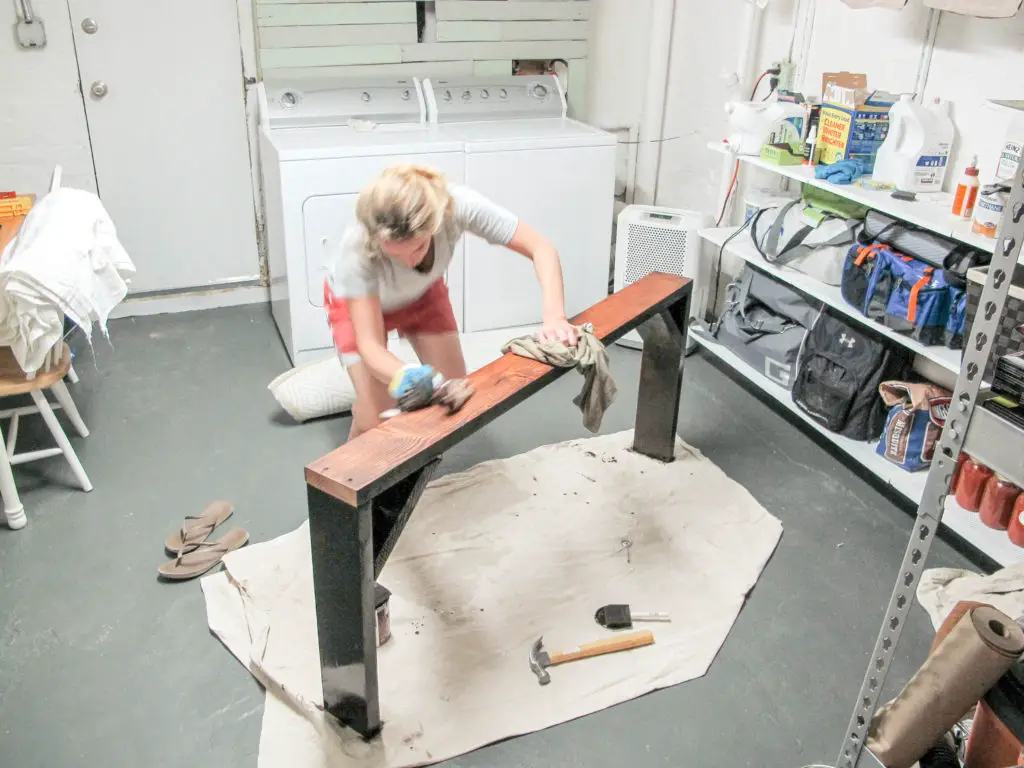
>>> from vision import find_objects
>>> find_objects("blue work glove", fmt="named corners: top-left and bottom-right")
top-left (388, 364), bottom-right (441, 412)
top-left (815, 158), bottom-right (865, 185)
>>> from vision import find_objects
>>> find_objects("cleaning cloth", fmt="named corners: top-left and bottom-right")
top-left (815, 158), bottom-right (866, 186)
top-left (502, 322), bottom-right (617, 433)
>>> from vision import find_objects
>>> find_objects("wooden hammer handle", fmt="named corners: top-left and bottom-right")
top-left (549, 630), bottom-right (655, 665)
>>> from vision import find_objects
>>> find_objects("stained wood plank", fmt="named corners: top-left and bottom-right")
top-left (259, 61), bottom-right (475, 80)
top-left (401, 40), bottom-right (587, 62)
top-left (306, 273), bottom-right (691, 506)
top-left (501, 20), bottom-right (589, 41)
top-left (261, 44), bottom-right (403, 68)
top-left (436, 1), bottom-right (591, 22)
top-left (435, 21), bottom-right (502, 42)
top-left (259, 23), bottom-right (418, 48)
top-left (257, 3), bottom-right (416, 27)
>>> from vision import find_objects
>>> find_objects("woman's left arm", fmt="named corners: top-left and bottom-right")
top-left (506, 221), bottom-right (580, 345)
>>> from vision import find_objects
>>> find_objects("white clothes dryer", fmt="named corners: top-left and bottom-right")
top-left (423, 75), bottom-right (616, 332)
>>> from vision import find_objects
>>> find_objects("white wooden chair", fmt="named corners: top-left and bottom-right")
top-left (1, 165), bottom-right (91, 530)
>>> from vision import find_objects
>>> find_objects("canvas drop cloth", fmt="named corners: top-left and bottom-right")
top-left (201, 431), bottom-right (783, 767)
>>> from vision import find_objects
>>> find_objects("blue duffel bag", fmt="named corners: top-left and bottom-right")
top-left (878, 251), bottom-right (952, 346)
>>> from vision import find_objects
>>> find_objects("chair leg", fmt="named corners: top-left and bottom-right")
top-left (51, 380), bottom-right (89, 438)
top-left (67, 365), bottom-right (80, 385)
top-left (0, 421), bottom-right (26, 530)
top-left (29, 390), bottom-right (92, 492)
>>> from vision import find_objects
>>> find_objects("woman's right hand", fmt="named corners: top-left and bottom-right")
top-left (389, 364), bottom-right (438, 411)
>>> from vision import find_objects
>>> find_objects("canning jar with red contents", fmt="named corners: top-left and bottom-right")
top-left (979, 475), bottom-right (1020, 530)
top-left (1009, 496), bottom-right (1024, 548)
top-left (950, 452), bottom-right (971, 494)
top-left (956, 458), bottom-right (993, 513)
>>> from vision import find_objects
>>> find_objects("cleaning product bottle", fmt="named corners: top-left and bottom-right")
top-left (952, 156), bottom-right (980, 219)
top-left (872, 95), bottom-right (954, 192)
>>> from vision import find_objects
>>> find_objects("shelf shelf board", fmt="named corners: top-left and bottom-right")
top-left (699, 225), bottom-right (964, 376)
top-left (708, 141), bottom-right (997, 254)
top-left (691, 330), bottom-right (1024, 566)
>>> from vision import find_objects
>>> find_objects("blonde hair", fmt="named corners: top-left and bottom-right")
top-left (356, 164), bottom-right (453, 258)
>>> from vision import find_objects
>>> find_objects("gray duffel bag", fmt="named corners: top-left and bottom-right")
top-left (713, 266), bottom-right (818, 390)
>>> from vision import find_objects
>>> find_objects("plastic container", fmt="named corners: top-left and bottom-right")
top-left (979, 474), bottom-right (1020, 530)
top-left (973, 183), bottom-right (1011, 239)
top-left (952, 156), bottom-right (981, 220)
top-left (872, 95), bottom-right (954, 192)
top-left (956, 458), bottom-right (993, 513)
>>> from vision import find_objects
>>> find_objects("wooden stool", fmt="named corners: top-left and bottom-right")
top-left (0, 343), bottom-right (92, 530)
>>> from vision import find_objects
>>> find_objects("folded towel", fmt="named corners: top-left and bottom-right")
top-left (502, 323), bottom-right (617, 433)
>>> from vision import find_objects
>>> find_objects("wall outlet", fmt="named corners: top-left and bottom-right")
top-left (776, 61), bottom-right (797, 93)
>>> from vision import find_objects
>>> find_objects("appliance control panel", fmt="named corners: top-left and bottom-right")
top-left (261, 77), bottom-right (425, 129)
top-left (425, 75), bottom-right (566, 122)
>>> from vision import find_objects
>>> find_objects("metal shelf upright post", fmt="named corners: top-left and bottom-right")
top-left (835, 160), bottom-right (1024, 768)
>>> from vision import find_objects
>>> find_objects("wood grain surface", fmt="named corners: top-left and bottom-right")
top-left (306, 272), bottom-right (691, 506)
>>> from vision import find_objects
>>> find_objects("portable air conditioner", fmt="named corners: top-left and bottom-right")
top-left (613, 205), bottom-right (709, 350)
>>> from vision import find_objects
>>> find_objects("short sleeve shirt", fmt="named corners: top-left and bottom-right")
top-left (329, 184), bottom-right (519, 312)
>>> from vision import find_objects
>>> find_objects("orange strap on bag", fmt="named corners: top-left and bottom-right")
top-left (854, 243), bottom-right (887, 266)
top-left (906, 266), bottom-right (934, 324)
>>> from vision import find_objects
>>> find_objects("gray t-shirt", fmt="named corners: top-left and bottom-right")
top-left (329, 184), bottom-right (519, 312)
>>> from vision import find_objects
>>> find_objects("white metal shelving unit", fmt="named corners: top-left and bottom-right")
top-left (699, 147), bottom-right (1024, 766)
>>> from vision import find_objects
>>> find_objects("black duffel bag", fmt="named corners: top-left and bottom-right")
top-left (792, 309), bottom-right (912, 441)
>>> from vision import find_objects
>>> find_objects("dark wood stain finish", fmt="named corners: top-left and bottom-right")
top-left (306, 272), bottom-right (692, 507)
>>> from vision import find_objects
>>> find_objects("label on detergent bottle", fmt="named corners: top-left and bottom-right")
top-left (914, 143), bottom-right (951, 189)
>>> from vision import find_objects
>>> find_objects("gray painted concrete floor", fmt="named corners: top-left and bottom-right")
top-left (0, 304), bottom-right (977, 768)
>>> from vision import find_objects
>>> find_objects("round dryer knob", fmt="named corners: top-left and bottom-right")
top-left (462, 90), bottom-right (472, 102)
top-left (480, 88), bottom-right (490, 99)
top-left (530, 83), bottom-right (549, 100)
top-left (401, 89), bottom-right (411, 100)
top-left (281, 91), bottom-right (298, 108)
top-left (499, 88), bottom-right (508, 99)
top-left (444, 89), bottom-right (453, 101)
top-left (361, 92), bottom-right (372, 102)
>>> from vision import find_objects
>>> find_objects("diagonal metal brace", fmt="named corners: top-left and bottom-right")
top-left (372, 457), bottom-right (441, 577)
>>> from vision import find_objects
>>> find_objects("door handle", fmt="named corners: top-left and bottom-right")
top-left (90, 81), bottom-right (108, 98)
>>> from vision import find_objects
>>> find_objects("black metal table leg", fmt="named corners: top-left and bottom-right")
top-left (307, 485), bottom-right (381, 739)
top-left (632, 295), bottom-right (689, 462)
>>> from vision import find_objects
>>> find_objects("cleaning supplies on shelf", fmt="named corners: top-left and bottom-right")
top-left (817, 72), bottom-right (898, 173)
top-left (972, 182), bottom-right (1011, 239)
top-left (872, 95), bottom-right (955, 192)
top-left (724, 100), bottom-right (808, 156)
top-left (952, 156), bottom-right (981, 219)
top-left (815, 158), bottom-right (865, 185)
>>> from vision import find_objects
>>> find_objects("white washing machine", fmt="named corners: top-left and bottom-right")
top-left (423, 75), bottom-right (616, 332)
top-left (258, 78), bottom-right (466, 366)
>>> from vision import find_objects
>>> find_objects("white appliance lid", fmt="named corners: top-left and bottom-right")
top-left (266, 125), bottom-right (463, 161)
top-left (262, 77), bottom-right (425, 129)
top-left (427, 75), bottom-right (565, 122)
top-left (443, 118), bottom-right (615, 151)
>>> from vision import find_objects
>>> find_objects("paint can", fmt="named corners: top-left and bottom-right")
top-left (375, 584), bottom-right (392, 647)
top-left (972, 183), bottom-right (1011, 240)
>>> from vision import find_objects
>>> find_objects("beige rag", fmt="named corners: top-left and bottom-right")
top-left (502, 323), bottom-right (617, 433)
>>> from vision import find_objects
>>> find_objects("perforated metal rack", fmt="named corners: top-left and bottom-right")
top-left (837, 160), bottom-right (1024, 768)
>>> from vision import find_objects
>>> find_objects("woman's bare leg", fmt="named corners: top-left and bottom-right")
top-left (346, 360), bottom-right (394, 441)
top-left (407, 332), bottom-right (467, 380)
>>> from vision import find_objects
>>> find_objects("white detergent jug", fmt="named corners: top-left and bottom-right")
top-left (873, 95), bottom-right (954, 192)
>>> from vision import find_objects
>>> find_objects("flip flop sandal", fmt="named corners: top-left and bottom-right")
top-left (164, 501), bottom-right (234, 554)
top-left (157, 529), bottom-right (249, 581)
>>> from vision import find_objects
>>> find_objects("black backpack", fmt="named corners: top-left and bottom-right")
top-left (792, 310), bottom-right (912, 441)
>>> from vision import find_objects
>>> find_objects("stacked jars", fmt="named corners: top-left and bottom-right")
top-left (952, 453), bottom-right (1024, 546)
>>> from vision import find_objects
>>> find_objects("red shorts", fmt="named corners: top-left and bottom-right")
top-left (324, 278), bottom-right (458, 361)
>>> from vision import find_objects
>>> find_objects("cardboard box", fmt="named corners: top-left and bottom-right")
top-left (817, 72), bottom-right (898, 173)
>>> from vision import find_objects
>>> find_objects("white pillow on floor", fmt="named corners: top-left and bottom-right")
top-left (268, 334), bottom-right (506, 423)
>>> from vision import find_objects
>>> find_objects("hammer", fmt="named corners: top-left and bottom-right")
top-left (529, 630), bottom-right (655, 685)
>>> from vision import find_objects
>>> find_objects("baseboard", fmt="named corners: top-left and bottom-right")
top-left (110, 284), bottom-right (270, 319)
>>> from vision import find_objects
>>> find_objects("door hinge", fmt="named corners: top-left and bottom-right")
top-left (244, 76), bottom-right (257, 86)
